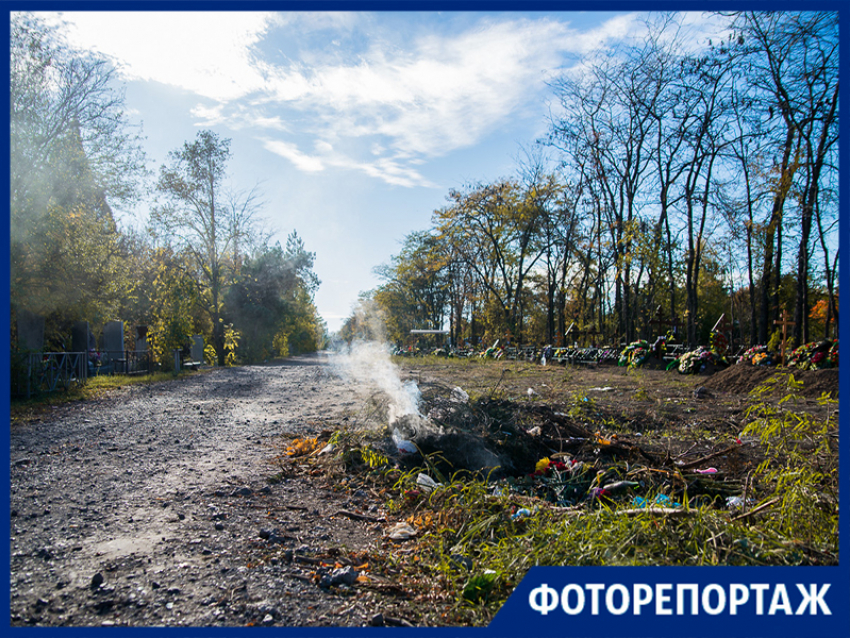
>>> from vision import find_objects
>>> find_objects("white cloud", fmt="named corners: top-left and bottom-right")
top-left (190, 103), bottom-right (226, 125)
top-left (261, 139), bottom-right (324, 172)
top-left (42, 11), bottom-right (278, 102)
top-left (40, 11), bottom-right (657, 187)
top-left (262, 17), bottom-right (579, 159)
top-left (342, 156), bottom-right (436, 189)
top-left (571, 13), bottom-right (642, 53)
top-left (244, 115), bottom-right (290, 132)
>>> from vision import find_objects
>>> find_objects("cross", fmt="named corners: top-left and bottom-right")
top-left (566, 322), bottom-right (602, 347)
top-left (649, 306), bottom-right (682, 338)
top-left (578, 326), bottom-right (602, 347)
top-left (712, 313), bottom-right (732, 334)
top-left (710, 313), bottom-right (734, 354)
top-left (773, 309), bottom-right (796, 366)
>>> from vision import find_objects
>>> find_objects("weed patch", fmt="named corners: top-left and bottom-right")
top-left (274, 367), bottom-right (838, 626)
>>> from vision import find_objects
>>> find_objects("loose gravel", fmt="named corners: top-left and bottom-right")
top-left (10, 354), bottom-right (391, 627)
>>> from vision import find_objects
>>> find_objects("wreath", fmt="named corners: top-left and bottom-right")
top-left (709, 330), bottom-right (729, 356)
top-left (618, 340), bottom-right (650, 368)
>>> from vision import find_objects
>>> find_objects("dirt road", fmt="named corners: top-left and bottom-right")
top-left (10, 354), bottom-right (387, 627)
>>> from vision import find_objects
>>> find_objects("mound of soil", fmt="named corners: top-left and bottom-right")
top-left (702, 364), bottom-right (839, 398)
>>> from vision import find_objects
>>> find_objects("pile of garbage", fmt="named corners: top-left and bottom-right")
top-left (501, 449), bottom-right (742, 514)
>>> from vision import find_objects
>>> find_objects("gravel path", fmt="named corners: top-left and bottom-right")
top-left (10, 354), bottom-right (391, 627)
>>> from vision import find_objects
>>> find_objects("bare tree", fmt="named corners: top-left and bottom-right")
top-left (730, 11), bottom-right (839, 345)
top-left (151, 130), bottom-right (265, 364)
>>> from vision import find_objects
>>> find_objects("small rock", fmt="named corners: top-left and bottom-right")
top-left (321, 566), bottom-right (359, 588)
top-left (90, 573), bottom-right (104, 590)
top-left (450, 386), bottom-right (469, 403)
top-left (449, 554), bottom-right (473, 570)
top-left (262, 614), bottom-right (274, 625)
top-left (231, 487), bottom-right (253, 497)
top-left (369, 613), bottom-right (385, 626)
top-left (693, 386), bottom-right (711, 399)
top-left (36, 547), bottom-right (54, 561)
top-left (214, 522), bottom-right (224, 531)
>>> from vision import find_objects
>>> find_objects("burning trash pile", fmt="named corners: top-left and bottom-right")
top-left (281, 340), bottom-right (755, 516)
top-left (268, 346), bottom-right (837, 625)
top-left (283, 340), bottom-right (786, 515)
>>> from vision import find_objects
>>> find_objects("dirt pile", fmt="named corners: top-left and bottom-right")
top-left (702, 364), bottom-right (838, 398)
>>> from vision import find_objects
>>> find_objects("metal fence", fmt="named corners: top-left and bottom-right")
top-left (12, 350), bottom-right (156, 399)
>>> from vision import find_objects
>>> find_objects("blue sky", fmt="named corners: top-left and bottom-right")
top-left (34, 8), bottom-right (729, 333)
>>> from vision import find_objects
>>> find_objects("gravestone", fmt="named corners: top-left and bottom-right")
top-left (135, 326), bottom-right (148, 351)
top-left (16, 309), bottom-right (44, 352)
top-left (191, 335), bottom-right (204, 363)
top-left (72, 321), bottom-right (91, 353)
top-left (102, 320), bottom-right (124, 365)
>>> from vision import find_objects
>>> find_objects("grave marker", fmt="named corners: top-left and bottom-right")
top-left (650, 305), bottom-right (682, 338)
top-left (773, 309), bottom-right (796, 366)
top-left (102, 321), bottom-right (124, 364)
top-left (191, 335), bottom-right (204, 363)
top-left (135, 326), bottom-right (148, 352)
top-left (72, 321), bottom-right (91, 354)
top-left (16, 309), bottom-right (44, 352)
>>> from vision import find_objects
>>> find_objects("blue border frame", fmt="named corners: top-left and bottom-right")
top-left (3, 2), bottom-right (846, 636)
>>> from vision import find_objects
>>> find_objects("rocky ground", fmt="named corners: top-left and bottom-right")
top-left (9, 353), bottom-right (397, 628)
top-left (9, 352), bottom-right (839, 627)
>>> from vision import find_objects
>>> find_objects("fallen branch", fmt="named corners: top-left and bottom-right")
top-left (676, 445), bottom-right (739, 470)
top-left (730, 498), bottom-right (780, 523)
top-left (673, 442), bottom-right (700, 460)
top-left (294, 555), bottom-right (323, 566)
top-left (614, 507), bottom-right (695, 517)
top-left (281, 504), bottom-right (310, 511)
top-left (333, 509), bottom-right (386, 523)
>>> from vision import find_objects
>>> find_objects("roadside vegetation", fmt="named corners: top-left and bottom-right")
top-left (9, 371), bottom-right (203, 425)
top-left (271, 359), bottom-right (838, 626)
